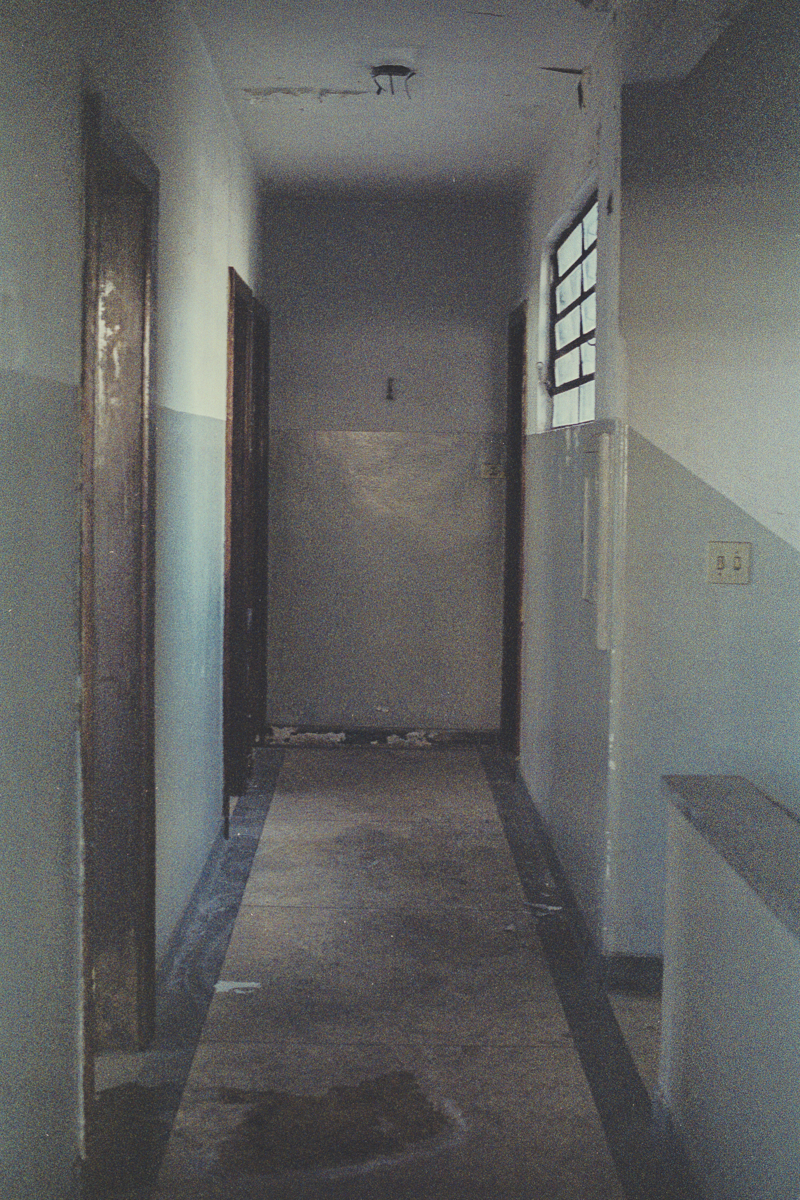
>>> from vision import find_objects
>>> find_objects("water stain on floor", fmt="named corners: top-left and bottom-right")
top-left (216, 1070), bottom-right (450, 1174)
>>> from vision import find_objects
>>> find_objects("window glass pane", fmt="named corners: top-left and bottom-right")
top-left (557, 224), bottom-right (582, 277)
top-left (553, 387), bottom-right (580, 427)
top-left (555, 346), bottom-right (580, 387)
top-left (579, 379), bottom-right (595, 422)
top-left (581, 339), bottom-right (596, 376)
top-left (582, 247), bottom-right (597, 291)
top-left (581, 292), bottom-right (596, 334)
top-left (583, 201), bottom-right (598, 248)
top-left (556, 262), bottom-right (582, 313)
top-left (555, 307), bottom-right (580, 351)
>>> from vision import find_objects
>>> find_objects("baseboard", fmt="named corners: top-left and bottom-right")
top-left (603, 954), bottom-right (663, 995)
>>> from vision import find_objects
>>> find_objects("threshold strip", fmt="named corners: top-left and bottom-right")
top-left (480, 744), bottom-right (702, 1200)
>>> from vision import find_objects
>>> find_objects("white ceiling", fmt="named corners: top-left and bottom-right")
top-left (187, 0), bottom-right (610, 189)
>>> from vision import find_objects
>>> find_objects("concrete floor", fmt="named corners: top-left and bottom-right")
top-left (152, 747), bottom-right (625, 1199)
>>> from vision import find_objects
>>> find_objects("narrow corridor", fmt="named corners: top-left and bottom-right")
top-left (92, 746), bottom-right (695, 1199)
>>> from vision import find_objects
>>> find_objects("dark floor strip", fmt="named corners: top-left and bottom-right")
top-left (84, 748), bottom-right (284, 1200)
top-left (155, 748), bottom-right (284, 1050)
top-left (480, 744), bottom-right (702, 1200)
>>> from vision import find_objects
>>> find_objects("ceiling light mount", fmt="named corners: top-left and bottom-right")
top-left (371, 64), bottom-right (416, 97)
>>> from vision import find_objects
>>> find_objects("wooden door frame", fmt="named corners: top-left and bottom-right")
top-left (499, 302), bottom-right (527, 756)
top-left (80, 92), bottom-right (158, 1105)
top-left (223, 269), bottom-right (252, 815)
top-left (249, 301), bottom-right (271, 742)
top-left (223, 269), bottom-right (269, 829)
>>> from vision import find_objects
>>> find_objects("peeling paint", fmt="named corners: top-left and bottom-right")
top-left (242, 86), bottom-right (370, 104)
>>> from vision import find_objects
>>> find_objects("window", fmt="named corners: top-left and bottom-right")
top-left (549, 195), bottom-right (597, 427)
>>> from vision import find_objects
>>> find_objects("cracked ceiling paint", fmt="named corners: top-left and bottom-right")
top-left (185, 0), bottom-right (608, 188)
top-left (185, 0), bottom-right (750, 188)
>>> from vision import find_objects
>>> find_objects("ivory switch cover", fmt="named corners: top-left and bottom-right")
top-left (708, 541), bottom-right (752, 584)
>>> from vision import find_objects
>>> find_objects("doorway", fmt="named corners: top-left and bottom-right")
top-left (499, 303), bottom-right (526, 755)
top-left (80, 94), bottom-right (158, 1072)
top-left (223, 270), bottom-right (269, 820)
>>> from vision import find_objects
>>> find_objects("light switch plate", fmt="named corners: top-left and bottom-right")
top-left (708, 541), bottom-right (752, 584)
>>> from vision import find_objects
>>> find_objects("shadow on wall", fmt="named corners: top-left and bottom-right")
top-left (260, 185), bottom-right (527, 433)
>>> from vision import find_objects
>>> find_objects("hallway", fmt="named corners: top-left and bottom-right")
top-left (93, 746), bottom-right (694, 1199)
top-left (5, 2), bottom-right (800, 1195)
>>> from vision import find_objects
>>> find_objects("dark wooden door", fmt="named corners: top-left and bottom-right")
top-left (224, 271), bottom-right (269, 815)
top-left (500, 303), bottom-right (526, 755)
top-left (81, 97), bottom-right (158, 1056)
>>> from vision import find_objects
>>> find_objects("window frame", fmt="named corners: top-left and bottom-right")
top-left (547, 191), bottom-right (598, 429)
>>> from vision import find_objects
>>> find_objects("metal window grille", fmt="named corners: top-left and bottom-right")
top-left (550, 195), bottom-right (597, 427)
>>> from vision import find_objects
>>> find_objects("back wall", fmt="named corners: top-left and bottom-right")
top-left (262, 189), bottom-right (525, 731)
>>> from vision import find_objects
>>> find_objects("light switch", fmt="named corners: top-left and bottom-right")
top-left (707, 541), bottom-right (752, 585)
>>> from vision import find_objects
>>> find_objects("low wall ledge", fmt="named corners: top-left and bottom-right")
top-left (662, 774), bottom-right (800, 944)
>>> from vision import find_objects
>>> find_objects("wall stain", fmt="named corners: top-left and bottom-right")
top-left (216, 1071), bottom-right (449, 1174)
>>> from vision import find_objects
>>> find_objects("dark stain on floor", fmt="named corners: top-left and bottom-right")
top-left (84, 1081), bottom-right (180, 1196)
top-left (216, 1070), bottom-right (450, 1175)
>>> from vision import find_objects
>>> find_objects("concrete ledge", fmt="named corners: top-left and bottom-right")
top-left (663, 774), bottom-right (800, 944)
top-left (660, 774), bottom-right (800, 1200)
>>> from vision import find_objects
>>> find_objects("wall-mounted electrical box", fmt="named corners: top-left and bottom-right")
top-left (707, 541), bottom-right (752, 585)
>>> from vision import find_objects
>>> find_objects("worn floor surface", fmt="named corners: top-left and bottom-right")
top-left (153, 747), bottom-right (624, 1199)
top-left (607, 994), bottom-right (662, 1097)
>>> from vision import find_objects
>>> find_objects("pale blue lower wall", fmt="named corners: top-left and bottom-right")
top-left (519, 424), bottom-right (612, 946)
top-left (154, 406), bottom-right (226, 959)
top-left (609, 430), bottom-right (800, 955)
top-left (519, 425), bottom-right (800, 959)
top-left (0, 370), bottom-right (81, 1198)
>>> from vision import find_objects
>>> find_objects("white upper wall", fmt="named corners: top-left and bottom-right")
top-left (520, 0), bottom-right (758, 439)
top-left (620, 0), bottom-right (800, 552)
top-left (0, 3), bottom-right (82, 384)
top-left (1, 0), bottom-right (261, 415)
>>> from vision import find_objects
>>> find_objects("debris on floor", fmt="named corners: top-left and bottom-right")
top-left (268, 727), bottom-right (347, 746)
top-left (213, 981), bottom-right (261, 995)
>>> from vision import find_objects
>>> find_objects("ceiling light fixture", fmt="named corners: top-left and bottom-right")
top-left (371, 64), bottom-right (416, 97)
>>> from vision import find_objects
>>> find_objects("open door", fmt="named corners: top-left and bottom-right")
top-left (223, 270), bottom-right (269, 820)
top-left (80, 94), bottom-right (158, 1068)
top-left (499, 303), bottom-right (526, 755)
